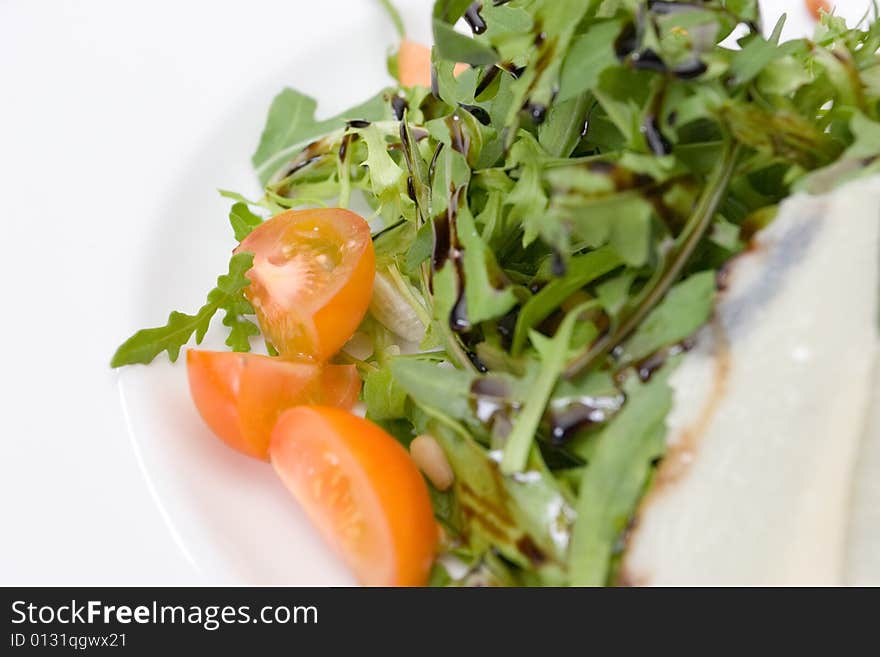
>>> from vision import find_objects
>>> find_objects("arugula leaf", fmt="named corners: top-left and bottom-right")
top-left (569, 370), bottom-right (674, 586)
top-left (228, 202), bottom-right (263, 241)
top-left (719, 101), bottom-right (841, 168)
top-left (538, 93), bottom-right (592, 158)
top-left (729, 15), bottom-right (795, 85)
top-left (433, 20), bottom-right (498, 66)
top-left (502, 302), bottom-right (598, 474)
top-left (457, 206), bottom-right (518, 324)
top-left (557, 19), bottom-right (622, 102)
top-left (432, 0), bottom-right (471, 22)
top-left (364, 364), bottom-right (408, 421)
top-left (111, 253), bottom-right (255, 367)
top-left (427, 418), bottom-right (573, 583)
top-left (361, 124), bottom-right (406, 200)
top-left (252, 88), bottom-right (388, 185)
top-left (843, 111), bottom-right (880, 159)
top-left (391, 358), bottom-right (477, 423)
top-left (621, 271), bottom-right (715, 363)
top-left (550, 190), bottom-right (655, 267)
top-left (512, 247), bottom-right (621, 355)
top-left (505, 132), bottom-right (550, 246)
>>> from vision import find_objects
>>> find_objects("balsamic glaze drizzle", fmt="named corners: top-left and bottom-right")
top-left (391, 95), bottom-right (409, 121)
top-left (463, 2), bottom-right (487, 35)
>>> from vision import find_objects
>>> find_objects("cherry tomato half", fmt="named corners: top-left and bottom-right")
top-left (270, 406), bottom-right (438, 586)
top-left (186, 350), bottom-right (360, 460)
top-left (234, 208), bottom-right (375, 361)
top-left (806, 0), bottom-right (831, 21)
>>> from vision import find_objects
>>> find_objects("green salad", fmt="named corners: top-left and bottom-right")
top-left (113, 0), bottom-right (880, 586)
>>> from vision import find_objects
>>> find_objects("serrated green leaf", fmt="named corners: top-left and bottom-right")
top-left (391, 358), bottom-right (476, 422)
top-left (364, 364), bottom-right (408, 420)
top-left (361, 124), bottom-right (405, 198)
top-left (729, 16), bottom-right (795, 85)
top-left (252, 88), bottom-right (388, 185)
top-left (228, 202), bottom-right (263, 242)
top-left (457, 206), bottom-right (518, 325)
top-left (111, 253), bottom-right (255, 367)
top-left (433, 19), bottom-right (498, 66)
top-left (538, 93), bottom-right (592, 158)
top-left (512, 248), bottom-right (622, 355)
top-left (570, 371), bottom-right (673, 586)
top-left (622, 270), bottom-right (715, 363)
top-left (502, 301), bottom-right (598, 474)
top-left (432, 0), bottom-right (472, 22)
top-left (558, 20), bottom-right (622, 102)
top-left (223, 313), bottom-right (260, 352)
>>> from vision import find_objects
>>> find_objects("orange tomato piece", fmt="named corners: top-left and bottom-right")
top-left (806, 0), bottom-right (831, 20)
top-left (234, 208), bottom-right (375, 362)
top-left (186, 350), bottom-right (360, 460)
top-left (270, 406), bottom-right (438, 586)
top-left (397, 39), bottom-right (468, 88)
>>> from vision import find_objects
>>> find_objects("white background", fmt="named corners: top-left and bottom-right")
top-left (0, 0), bottom-right (870, 584)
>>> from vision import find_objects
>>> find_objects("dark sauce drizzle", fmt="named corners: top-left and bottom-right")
top-left (450, 256), bottom-right (471, 333)
top-left (614, 22), bottom-right (638, 59)
top-left (546, 394), bottom-right (625, 445)
top-left (525, 102), bottom-right (547, 124)
top-left (391, 95), bottom-right (409, 121)
top-left (630, 48), bottom-right (667, 73)
top-left (642, 81), bottom-right (672, 156)
top-left (282, 155), bottom-right (322, 179)
top-left (466, 349), bottom-right (489, 373)
top-left (463, 2), bottom-right (487, 35)
top-left (446, 113), bottom-right (471, 156)
top-left (475, 65), bottom-right (501, 97)
top-left (431, 65), bottom-right (440, 98)
top-left (459, 103), bottom-right (492, 126)
top-left (496, 307), bottom-right (520, 350)
top-left (428, 142), bottom-right (445, 186)
top-left (633, 336), bottom-right (697, 383)
top-left (501, 62), bottom-right (526, 79)
top-left (643, 115), bottom-right (672, 156)
top-left (337, 133), bottom-right (358, 161)
top-left (432, 208), bottom-right (452, 271)
top-left (515, 536), bottom-right (547, 566)
top-left (470, 377), bottom-right (518, 425)
top-left (550, 249), bottom-right (567, 277)
top-left (673, 59), bottom-right (708, 80)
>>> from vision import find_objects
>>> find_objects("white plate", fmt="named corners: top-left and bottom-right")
top-left (1, 0), bottom-right (872, 585)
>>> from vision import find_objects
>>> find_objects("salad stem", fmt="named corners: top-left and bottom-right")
top-left (563, 141), bottom-right (741, 379)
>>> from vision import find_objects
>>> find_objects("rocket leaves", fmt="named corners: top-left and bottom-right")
top-left (111, 253), bottom-right (256, 367)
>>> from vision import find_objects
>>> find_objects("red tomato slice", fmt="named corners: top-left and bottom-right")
top-left (234, 208), bottom-right (375, 361)
top-left (806, 0), bottom-right (831, 20)
top-left (270, 406), bottom-right (438, 586)
top-left (186, 350), bottom-right (360, 460)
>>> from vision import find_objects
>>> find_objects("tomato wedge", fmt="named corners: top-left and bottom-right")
top-left (396, 39), bottom-right (468, 88)
top-left (234, 208), bottom-right (375, 361)
top-left (186, 350), bottom-right (360, 460)
top-left (270, 406), bottom-right (438, 586)
top-left (805, 0), bottom-right (830, 20)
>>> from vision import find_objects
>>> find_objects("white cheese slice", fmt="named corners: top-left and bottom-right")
top-left (845, 355), bottom-right (880, 586)
top-left (621, 176), bottom-right (880, 586)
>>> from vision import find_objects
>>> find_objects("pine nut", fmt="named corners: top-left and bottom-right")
top-left (410, 434), bottom-right (454, 491)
